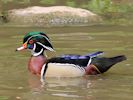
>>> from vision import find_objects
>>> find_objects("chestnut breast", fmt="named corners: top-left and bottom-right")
top-left (28, 55), bottom-right (47, 75)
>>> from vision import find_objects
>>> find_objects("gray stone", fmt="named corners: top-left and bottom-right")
top-left (8, 6), bottom-right (102, 27)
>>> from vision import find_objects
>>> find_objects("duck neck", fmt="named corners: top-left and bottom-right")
top-left (28, 54), bottom-right (47, 75)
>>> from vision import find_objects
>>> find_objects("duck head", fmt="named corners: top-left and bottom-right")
top-left (16, 32), bottom-right (54, 56)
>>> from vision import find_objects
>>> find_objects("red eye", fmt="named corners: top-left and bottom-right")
top-left (29, 40), bottom-right (34, 44)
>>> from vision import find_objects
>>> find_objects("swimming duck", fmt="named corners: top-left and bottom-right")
top-left (16, 32), bottom-right (126, 80)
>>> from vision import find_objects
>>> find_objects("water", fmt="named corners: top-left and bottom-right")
top-left (0, 26), bottom-right (133, 100)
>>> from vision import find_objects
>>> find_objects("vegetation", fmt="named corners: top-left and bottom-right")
top-left (66, 0), bottom-right (76, 7)
top-left (81, 0), bottom-right (133, 25)
top-left (1, 0), bottom-right (30, 4)
top-left (81, 0), bottom-right (133, 13)
top-left (40, 0), bottom-right (56, 5)
top-left (1, 0), bottom-right (133, 25)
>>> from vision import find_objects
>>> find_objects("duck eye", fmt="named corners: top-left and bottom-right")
top-left (29, 40), bottom-right (34, 44)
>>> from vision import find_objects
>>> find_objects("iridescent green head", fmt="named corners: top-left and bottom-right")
top-left (16, 32), bottom-right (54, 56)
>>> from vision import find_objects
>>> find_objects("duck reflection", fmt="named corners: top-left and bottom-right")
top-left (28, 74), bottom-right (101, 91)
top-left (27, 74), bottom-right (103, 100)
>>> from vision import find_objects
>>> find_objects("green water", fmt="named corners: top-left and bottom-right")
top-left (0, 26), bottom-right (133, 100)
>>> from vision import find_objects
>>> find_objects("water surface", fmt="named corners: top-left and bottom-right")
top-left (0, 26), bottom-right (132, 100)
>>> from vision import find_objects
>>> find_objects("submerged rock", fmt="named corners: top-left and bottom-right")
top-left (8, 6), bottom-right (102, 27)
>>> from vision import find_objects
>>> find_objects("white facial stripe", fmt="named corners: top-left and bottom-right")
top-left (37, 42), bottom-right (55, 52)
top-left (33, 43), bottom-right (36, 51)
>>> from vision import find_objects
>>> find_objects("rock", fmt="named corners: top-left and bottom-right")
top-left (0, 12), bottom-right (8, 24)
top-left (7, 6), bottom-right (102, 27)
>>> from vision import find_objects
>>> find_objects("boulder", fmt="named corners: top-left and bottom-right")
top-left (8, 6), bottom-right (102, 27)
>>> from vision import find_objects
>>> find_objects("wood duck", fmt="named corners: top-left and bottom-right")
top-left (16, 32), bottom-right (126, 80)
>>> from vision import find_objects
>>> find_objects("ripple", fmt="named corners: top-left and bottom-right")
top-left (52, 93), bottom-right (82, 98)
top-left (47, 88), bottom-right (76, 93)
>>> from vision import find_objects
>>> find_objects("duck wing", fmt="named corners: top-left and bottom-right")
top-left (47, 51), bottom-right (104, 67)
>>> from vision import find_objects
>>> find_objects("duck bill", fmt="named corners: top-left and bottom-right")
top-left (16, 42), bottom-right (27, 51)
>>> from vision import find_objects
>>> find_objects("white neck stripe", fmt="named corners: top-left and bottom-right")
top-left (31, 48), bottom-right (44, 56)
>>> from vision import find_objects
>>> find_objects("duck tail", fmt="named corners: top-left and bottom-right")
top-left (110, 55), bottom-right (127, 64)
top-left (92, 55), bottom-right (127, 73)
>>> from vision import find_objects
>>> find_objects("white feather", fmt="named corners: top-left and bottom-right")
top-left (41, 63), bottom-right (85, 78)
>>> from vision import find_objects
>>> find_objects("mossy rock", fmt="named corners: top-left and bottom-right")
top-left (7, 6), bottom-right (102, 27)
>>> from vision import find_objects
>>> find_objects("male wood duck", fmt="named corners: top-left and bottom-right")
top-left (16, 32), bottom-right (126, 80)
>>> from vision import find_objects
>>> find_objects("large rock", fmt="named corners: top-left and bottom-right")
top-left (8, 6), bottom-right (102, 27)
